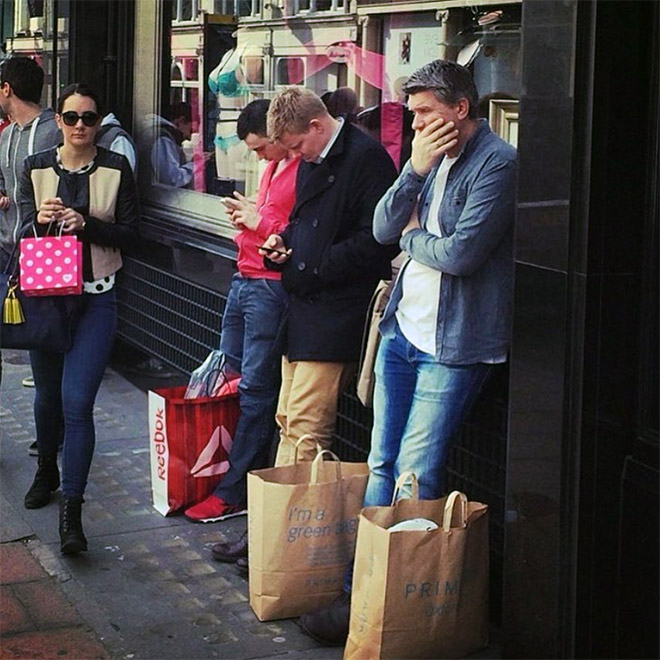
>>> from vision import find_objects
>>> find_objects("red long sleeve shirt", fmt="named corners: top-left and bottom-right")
top-left (234, 156), bottom-right (299, 279)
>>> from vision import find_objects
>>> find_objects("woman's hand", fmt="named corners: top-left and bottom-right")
top-left (37, 197), bottom-right (65, 224)
top-left (57, 208), bottom-right (86, 233)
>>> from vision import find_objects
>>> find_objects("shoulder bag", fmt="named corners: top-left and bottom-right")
top-left (1, 228), bottom-right (81, 353)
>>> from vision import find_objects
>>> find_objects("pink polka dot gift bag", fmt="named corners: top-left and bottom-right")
top-left (19, 230), bottom-right (83, 297)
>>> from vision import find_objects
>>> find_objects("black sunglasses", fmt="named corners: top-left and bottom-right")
top-left (61, 111), bottom-right (100, 127)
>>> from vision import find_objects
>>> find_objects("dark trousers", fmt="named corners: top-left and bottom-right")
top-left (30, 290), bottom-right (117, 497)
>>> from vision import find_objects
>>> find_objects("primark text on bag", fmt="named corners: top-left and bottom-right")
top-left (345, 475), bottom-right (489, 659)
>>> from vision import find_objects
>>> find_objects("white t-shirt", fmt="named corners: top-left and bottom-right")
top-left (396, 155), bottom-right (458, 355)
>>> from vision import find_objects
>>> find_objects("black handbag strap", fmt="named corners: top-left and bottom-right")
top-left (2, 222), bottom-right (58, 278)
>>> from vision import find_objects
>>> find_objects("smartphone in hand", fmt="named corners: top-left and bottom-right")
top-left (257, 244), bottom-right (289, 257)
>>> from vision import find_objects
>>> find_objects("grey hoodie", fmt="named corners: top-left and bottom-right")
top-left (0, 108), bottom-right (61, 266)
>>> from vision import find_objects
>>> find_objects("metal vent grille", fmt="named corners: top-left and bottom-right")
top-left (116, 257), bottom-right (225, 374)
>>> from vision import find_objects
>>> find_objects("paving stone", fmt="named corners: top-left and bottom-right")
top-left (0, 626), bottom-right (110, 659)
top-left (0, 585), bottom-right (31, 635)
top-left (0, 543), bottom-right (45, 584)
top-left (13, 580), bottom-right (80, 628)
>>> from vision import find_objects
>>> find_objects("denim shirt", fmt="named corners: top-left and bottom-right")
top-left (373, 119), bottom-right (517, 365)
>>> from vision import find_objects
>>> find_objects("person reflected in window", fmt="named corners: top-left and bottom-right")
top-left (151, 102), bottom-right (194, 188)
top-left (96, 112), bottom-right (137, 175)
top-left (325, 86), bottom-right (359, 124)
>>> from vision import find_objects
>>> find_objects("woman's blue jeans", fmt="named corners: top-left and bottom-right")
top-left (30, 290), bottom-right (117, 497)
top-left (344, 323), bottom-right (491, 592)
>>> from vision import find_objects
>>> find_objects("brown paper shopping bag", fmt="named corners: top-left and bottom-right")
top-left (248, 447), bottom-right (368, 621)
top-left (345, 474), bottom-right (489, 659)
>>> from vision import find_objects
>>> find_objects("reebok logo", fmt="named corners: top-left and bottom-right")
top-left (190, 425), bottom-right (233, 478)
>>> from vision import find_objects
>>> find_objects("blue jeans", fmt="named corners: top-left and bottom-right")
top-left (344, 322), bottom-right (491, 592)
top-left (30, 290), bottom-right (117, 497)
top-left (364, 323), bottom-right (492, 505)
top-left (214, 274), bottom-right (287, 507)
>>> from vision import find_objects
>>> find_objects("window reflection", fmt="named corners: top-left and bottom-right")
top-left (276, 57), bottom-right (306, 86)
top-left (149, 1), bottom-right (521, 226)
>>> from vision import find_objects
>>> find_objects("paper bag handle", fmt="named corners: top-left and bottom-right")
top-left (310, 449), bottom-right (342, 483)
top-left (292, 434), bottom-right (320, 464)
top-left (391, 471), bottom-right (419, 504)
top-left (442, 491), bottom-right (468, 531)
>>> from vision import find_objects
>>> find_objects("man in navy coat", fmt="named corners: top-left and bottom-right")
top-left (260, 86), bottom-right (398, 465)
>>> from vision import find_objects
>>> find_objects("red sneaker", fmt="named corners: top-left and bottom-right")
top-left (184, 495), bottom-right (246, 523)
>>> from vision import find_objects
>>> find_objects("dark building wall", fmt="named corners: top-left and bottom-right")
top-left (503, 1), bottom-right (577, 656)
top-left (503, 1), bottom-right (659, 658)
top-left (69, 0), bottom-right (134, 131)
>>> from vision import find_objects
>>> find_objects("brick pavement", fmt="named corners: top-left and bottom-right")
top-left (1, 541), bottom-right (109, 659)
top-left (0, 349), bottom-right (342, 660)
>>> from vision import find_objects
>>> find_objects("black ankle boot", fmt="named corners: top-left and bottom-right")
top-left (59, 495), bottom-right (88, 555)
top-left (24, 453), bottom-right (60, 509)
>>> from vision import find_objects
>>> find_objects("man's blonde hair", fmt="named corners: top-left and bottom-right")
top-left (267, 87), bottom-right (328, 140)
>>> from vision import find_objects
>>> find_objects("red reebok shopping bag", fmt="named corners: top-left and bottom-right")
top-left (148, 385), bottom-right (240, 515)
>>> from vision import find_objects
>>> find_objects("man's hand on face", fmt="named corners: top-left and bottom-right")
top-left (410, 116), bottom-right (459, 176)
top-left (0, 194), bottom-right (9, 211)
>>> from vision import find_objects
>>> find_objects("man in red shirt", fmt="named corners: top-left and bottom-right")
top-left (185, 100), bottom-right (299, 537)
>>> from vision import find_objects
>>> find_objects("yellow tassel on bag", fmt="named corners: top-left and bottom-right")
top-left (3, 286), bottom-right (25, 324)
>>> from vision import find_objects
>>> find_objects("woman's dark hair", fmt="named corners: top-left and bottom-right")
top-left (57, 83), bottom-right (104, 116)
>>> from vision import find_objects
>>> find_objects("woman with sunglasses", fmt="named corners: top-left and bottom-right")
top-left (19, 83), bottom-right (139, 554)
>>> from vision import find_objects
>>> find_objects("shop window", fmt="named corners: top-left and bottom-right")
top-left (275, 57), bottom-right (306, 86)
top-left (293, 0), bottom-right (339, 12)
top-left (214, 0), bottom-right (256, 17)
top-left (174, 0), bottom-right (196, 23)
top-left (136, 1), bottom-right (372, 240)
top-left (144, 9), bottom-right (267, 220)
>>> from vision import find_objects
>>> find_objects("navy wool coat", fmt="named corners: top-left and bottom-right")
top-left (277, 120), bottom-right (398, 362)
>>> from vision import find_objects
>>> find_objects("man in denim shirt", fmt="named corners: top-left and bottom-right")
top-left (299, 60), bottom-right (517, 646)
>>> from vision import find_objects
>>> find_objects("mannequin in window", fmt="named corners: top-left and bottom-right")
top-left (208, 48), bottom-right (263, 195)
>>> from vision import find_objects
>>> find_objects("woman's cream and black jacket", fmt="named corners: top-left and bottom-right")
top-left (19, 146), bottom-right (140, 282)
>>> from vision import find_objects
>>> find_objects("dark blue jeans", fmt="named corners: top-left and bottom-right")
top-left (344, 322), bottom-right (492, 593)
top-left (214, 275), bottom-right (287, 507)
top-left (30, 290), bottom-right (117, 497)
